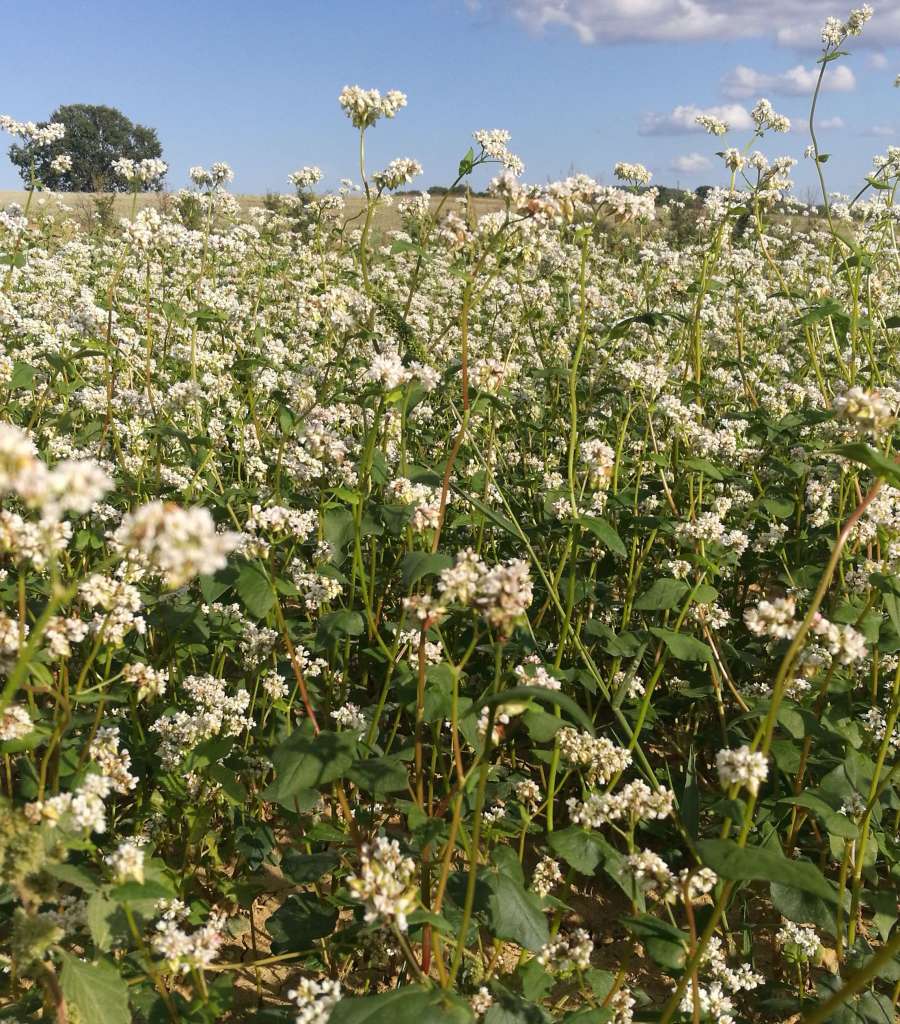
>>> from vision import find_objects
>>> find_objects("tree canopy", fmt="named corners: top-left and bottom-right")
top-left (8, 103), bottom-right (164, 192)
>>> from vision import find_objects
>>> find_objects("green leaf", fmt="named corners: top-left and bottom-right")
top-left (622, 915), bottom-right (689, 969)
top-left (478, 686), bottom-right (594, 735)
top-left (483, 872), bottom-right (549, 951)
top-left (649, 627), bottom-right (712, 663)
top-left (682, 457), bottom-right (725, 480)
top-left (634, 578), bottom-right (689, 611)
top-left (9, 360), bottom-right (35, 390)
top-left (59, 953), bottom-right (130, 1024)
top-left (110, 880), bottom-right (173, 902)
top-left (267, 728), bottom-right (358, 796)
top-left (549, 826), bottom-right (605, 874)
top-left (281, 851), bottom-right (340, 884)
top-left (330, 985), bottom-right (474, 1024)
top-left (697, 839), bottom-right (838, 903)
top-left (563, 1010), bottom-right (613, 1024)
top-left (828, 443), bottom-right (900, 488)
top-left (317, 609), bottom-right (365, 643)
top-left (770, 882), bottom-right (836, 937)
top-left (580, 516), bottom-right (627, 557)
top-left (86, 892), bottom-right (119, 951)
top-left (346, 756), bottom-right (410, 795)
top-left (400, 551), bottom-right (453, 588)
top-left (266, 893), bottom-right (338, 952)
top-left (235, 560), bottom-right (274, 618)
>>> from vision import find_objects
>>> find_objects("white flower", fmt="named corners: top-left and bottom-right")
top-left (339, 86), bottom-right (407, 129)
top-left (346, 837), bottom-right (418, 932)
top-left (115, 502), bottom-right (240, 588)
top-left (105, 840), bottom-right (145, 883)
top-left (0, 704), bottom-right (34, 742)
top-left (288, 977), bottom-right (342, 1024)
top-left (716, 746), bottom-right (768, 795)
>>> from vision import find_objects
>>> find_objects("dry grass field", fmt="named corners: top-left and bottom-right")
top-left (0, 188), bottom-right (507, 232)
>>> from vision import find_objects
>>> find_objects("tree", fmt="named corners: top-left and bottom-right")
top-left (8, 104), bottom-right (164, 192)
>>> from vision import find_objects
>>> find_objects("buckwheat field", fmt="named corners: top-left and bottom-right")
top-left (0, 8), bottom-right (898, 1024)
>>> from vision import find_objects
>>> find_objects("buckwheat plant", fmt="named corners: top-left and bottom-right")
top-left (0, 8), bottom-right (898, 1023)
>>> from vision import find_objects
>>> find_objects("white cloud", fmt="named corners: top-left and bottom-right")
top-left (470, 2), bottom-right (900, 46)
top-left (819, 116), bottom-right (845, 129)
top-left (639, 103), bottom-right (753, 136)
top-left (864, 124), bottom-right (896, 137)
top-left (869, 52), bottom-right (890, 69)
top-left (671, 153), bottom-right (712, 173)
top-left (721, 63), bottom-right (855, 97)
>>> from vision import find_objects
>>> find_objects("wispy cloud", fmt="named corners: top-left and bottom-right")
top-left (721, 63), bottom-right (855, 98)
top-left (467, 2), bottom-right (900, 47)
top-left (639, 103), bottom-right (753, 136)
top-left (863, 123), bottom-right (896, 137)
top-left (671, 152), bottom-right (712, 173)
top-left (818, 116), bottom-right (845, 129)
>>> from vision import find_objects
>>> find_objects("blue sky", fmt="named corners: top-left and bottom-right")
top-left (1, 1), bottom-right (898, 196)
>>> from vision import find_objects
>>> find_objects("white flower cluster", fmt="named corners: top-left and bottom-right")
top-left (112, 157), bottom-right (168, 185)
top-left (287, 977), bottom-right (342, 1024)
top-left (387, 476), bottom-right (441, 531)
top-left (716, 745), bottom-right (768, 795)
top-left (833, 387), bottom-right (894, 435)
top-left (775, 919), bottom-right (821, 961)
top-left (291, 565), bottom-right (343, 610)
top-left (123, 662), bottom-right (169, 701)
top-left (189, 162), bottom-right (234, 188)
top-left (44, 615), bottom-right (89, 659)
top-left (372, 158), bottom-right (423, 191)
top-left (80, 574), bottom-right (145, 644)
top-left (568, 780), bottom-right (675, 828)
top-left (532, 855), bottom-right (563, 896)
top-left (557, 727), bottom-right (632, 785)
top-left (679, 936), bottom-right (764, 1023)
top-left (346, 837), bottom-right (418, 932)
top-left (696, 114), bottom-right (729, 136)
top-left (246, 504), bottom-right (318, 542)
top-left (0, 703), bottom-right (34, 742)
top-left (821, 5), bottom-right (873, 48)
top-left (330, 702), bottom-right (368, 737)
top-left (614, 162), bottom-right (652, 186)
top-left (114, 501), bottom-right (241, 588)
top-left (338, 86), bottom-right (407, 129)
top-left (473, 558), bottom-right (534, 635)
top-left (152, 903), bottom-right (227, 974)
top-left (743, 595), bottom-right (797, 639)
top-left (26, 772), bottom-right (113, 834)
top-left (0, 114), bottom-right (65, 147)
top-left (580, 438), bottom-right (615, 489)
top-left (473, 129), bottom-right (524, 175)
top-left (289, 166), bottom-right (324, 190)
top-left (809, 613), bottom-right (868, 665)
top-left (151, 674), bottom-right (251, 768)
top-left (433, 549), bottom-right (534, 633)
top-left (470, 987), bottom-right (494, 1016)
top-left (89, 726), bottom-right (138, 794)
top-left (536, 928), bottom-right (593, 974)
top-left (104, 840), bottom-right (145, 883)
top-left (0, 423), bottom-right (112, 519)
top-left (364, 352), bottom-right (440, 392)
top-left (50, 153), bottom-right (72, 173)
top-left (514, 656), bottom-right (561, 691)
top-left (751, 98), bottom-right (791, 135)
top-left (624, 850), bottom-right (717, 903)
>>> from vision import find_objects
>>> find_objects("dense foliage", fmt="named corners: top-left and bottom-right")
top-left (0, 10), bottom-right (898, 1024)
